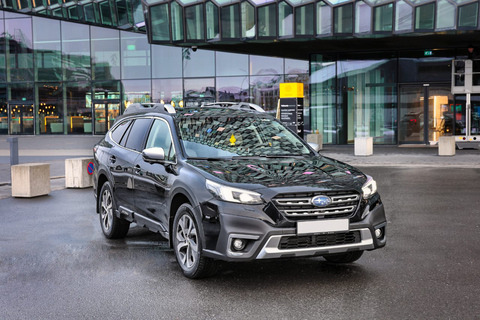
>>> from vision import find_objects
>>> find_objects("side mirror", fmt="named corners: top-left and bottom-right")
top-left (308, 142), bottom-right (320, 152)
top-left (142, 147), bottom-right (165, 163)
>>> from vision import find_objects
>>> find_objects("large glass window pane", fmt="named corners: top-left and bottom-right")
top-left (334, 3), bottom-right (353, 34)
top-left (6, 18), bottom-right (34, 82)
top-left (241, 1), bottom-right (255, 39)
top-left (0, 85), bottom-right (7, 135)
top-left (152, 45), bottom-right (182, 78)
top-left (355, 1), bottom-right (372, 34)
top-left (216, 51), bottom-right (248, 76)
top-left (99, 1), bottom-right (113, 26)
top-left (285, 58), bottom-right (309, 74)
top-left (84, 3), bottom-right (100, 23)
top-left (132, 0), bottom-right (144, 27)
top-left (374, 3), bottom-right (393, 32)
top-left (91, 27), bottom-right (121, 80)
top-left (221, 4), bottom-right (240, 39)
top-left (436, 0), bottom-right (455, 30)
top-left (258, 4), bottom-right (276, 37)
top-left (458, 2), bottom-right (479, 28)
top-left (61, 21), bottom-right (91, 82)
top-left (279, 1), bottom-right (293, 37)
top-left (399, 50), bottom-right (455, 83)
top-left (216, 76), bottom-right (250, 102)
top-left (0, 20), bottom-right (6, 82)
top-left (206, 2), bottom-right (220, 40)
top-left (186, 4), bottom-right (205, 41)
top-left (152, 78), bottom-right (183, 107)
top-left (9, 83), bottom-right (34, 135)
top-left (150, 3), bottom-right (170, 41)
top-left (250, 55), bottom-right (283, 75)
top-left (121, 31), bottom-right (151, 79)
top-left (65, 82), bottom-right (91, 134)
top-left (123, 79), bottom-right (151, 108)
top-left (184, 78), bottom-right (215, 107)
top-left (171, 1), bottom-right (184, 41)
top-left (295, 4), bottom-right (314, 36)
top-left (250, 75), bottom-right (283, 112)
top-left (395, 0), bottom-right (413, 32)
top-left (183, 49), bottom-right (214, 77)
top-left (415, 2), bottom-right (435, 30)
top-left (116, 0), bottom-right (133, 26)
top-left (33, 17), bottom-right (61, 82)
top-left (36, 83), bottom-right (64, 134)
top-left (317, 1), bottom-right (332, 36)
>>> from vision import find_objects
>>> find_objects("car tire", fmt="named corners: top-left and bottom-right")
top-left (173, 203), bottom-right (218, 279)
top-left (323, 250), bottom-right (364, 263)
top-left (99, 181), bottom-right (130, 239)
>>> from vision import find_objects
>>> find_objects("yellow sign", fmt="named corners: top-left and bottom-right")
top-left (230, 134), bottom-right (236, 145)
top-left (280, 83), bottom-right (304, 98)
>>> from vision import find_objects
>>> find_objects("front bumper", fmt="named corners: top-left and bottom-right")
top-left (202, 201), bottom-right (387, 261)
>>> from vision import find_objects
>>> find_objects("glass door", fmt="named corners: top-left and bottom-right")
top-left (399, 85), bottom-right (452, 144)
top-left (452, 94), bottom-right (480, 136)
top-left (93, 100), bottom-right (120, 135)
top-left (8, 102), bottom-right (35, 135)
top-left (0, 102), bottom-right (7, 134)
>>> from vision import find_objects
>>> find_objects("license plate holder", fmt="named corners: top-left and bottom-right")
top-left (297, 219), bottom-right (349, 235)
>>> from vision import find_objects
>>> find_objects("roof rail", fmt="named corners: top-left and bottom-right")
top-left (123, 103), bottom-right (176, 115)
top-left (200, 101), bottom-right (265, 113)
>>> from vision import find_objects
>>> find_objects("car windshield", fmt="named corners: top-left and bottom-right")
top-left (176, 110), bottom-right (311, 158)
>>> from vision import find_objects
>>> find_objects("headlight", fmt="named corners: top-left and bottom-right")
top-left (362, 175), bottom-right (377, 199)
top-left (206, 179), bottom-right (263, 205)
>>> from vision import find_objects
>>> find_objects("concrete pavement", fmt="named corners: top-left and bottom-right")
top-left (0, 135), bottom-right (479, 199)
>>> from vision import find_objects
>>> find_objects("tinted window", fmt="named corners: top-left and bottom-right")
top-left (145, 119), bottom-right (175, 161)
top-left (110, 120), bottom-right (132, 143)
top-left (124, 118), bottom-right (151, 151)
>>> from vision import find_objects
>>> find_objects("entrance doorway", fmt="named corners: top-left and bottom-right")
top-left (8, 102), bottom-right (34, 135)
top-left (399, 85), bottom-right (453, 144)
top-left (93, 100), bottom-right (120, 135)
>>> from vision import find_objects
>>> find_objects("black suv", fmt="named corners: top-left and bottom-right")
top-left (93, 103), bottom-right (386, 278)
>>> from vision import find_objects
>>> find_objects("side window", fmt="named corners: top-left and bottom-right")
top-left (124, 118), bottom-right (152, 152)
top-left (145, 119), bottom-right (176, 162)
top-left (110, 120), bottom-right (132, 145)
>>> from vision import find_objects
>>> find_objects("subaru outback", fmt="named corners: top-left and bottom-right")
top-left (93, 103), bottom-right (386, 279)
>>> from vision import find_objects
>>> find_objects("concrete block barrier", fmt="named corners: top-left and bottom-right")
top-left (65, 157), bottom-right (94, 188)
top-left (11, 163), bottom-right (50, 198)
top-left (354, 137), bottom-right (373, 156)
top-left (306, 133), bottom-right (323, 150)
top-left (438, 136), bottom-right (456, 156)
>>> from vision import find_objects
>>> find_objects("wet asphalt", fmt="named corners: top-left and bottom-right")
top-left (1, 165), bottom-right (479, 319)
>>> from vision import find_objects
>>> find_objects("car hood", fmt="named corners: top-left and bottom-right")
top-left (186, 156), bottom-right (367, 195)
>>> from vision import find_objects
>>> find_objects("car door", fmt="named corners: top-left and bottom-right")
top-left (133, 118), bottom-right (176, 233)
top-left (110, 117), bottom-right (151, 210)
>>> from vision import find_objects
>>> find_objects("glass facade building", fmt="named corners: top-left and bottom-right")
top-left (0, 0), bottom-right (479, 145)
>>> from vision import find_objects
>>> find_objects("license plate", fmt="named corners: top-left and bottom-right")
top-left (297, 219), bottom-right (349, 235)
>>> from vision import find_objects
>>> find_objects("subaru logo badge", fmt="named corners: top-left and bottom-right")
top-left (311, 195), bottom-right (332, 207)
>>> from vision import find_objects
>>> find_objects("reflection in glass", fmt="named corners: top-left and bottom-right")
top-left (184, 78), bottom-right (215, 107)
top-left (216, 76), bottom-right (249, 102)
top-left (374, 3), bottom-right (393, 32)
top-left (221, 4), bottom-right (240, 39)
top-left (436, 0), bottom-right (455, 30)
top-left (295, 4), bottom-right (314, 36)
top-left (250, 75), bottom-right (283, 112)
top-left (206, 2), bottom-right (220, 40)
top-left (171, 1), bottom-right (184, 41)
top-left (61, 21), bottom-right (91, 82)
top-left (241, 1), bottom-right (255, 39)
top-left (285, 59), bottom-right (309, 74)
top-left (99, 1), bottom-right (113, 26)
top-left (258, 4), bottom-right (276, 37)
top-left (186, 4), bottom-right (205, 41)
top-left (152, 78), bottom-right (183, 107)
top-left (216, 52), bottom-right (248, 76)
top-left (0, 85), bottom-right (6, 135)
top-left (36, 83), bottom-right (64, 134)
top-left (0, 19), bottom-right (5, 82)
top-left (66, 82), bottom-right (91, 134)
top-left (415, 2), bottom-right (435, 30)
top-left (116, 0), bottom-right (133, 27)
top-left (428, 87), bottom-right (453, 142)
top-left (395, 0), bottom-right (413, 32)
top-left (317, 1), bottom-right (332, 36)
top-left (121, 31), bottom-right (151, 79)
top-left (399, 86), bottom-right (424, 143)
top-left (84, 3), bottom-right (99, 23)
top-left (33, 17), bottom-right (61, 82)
top-left (6, 18), bottom-right (34, 82)
top-left (355, 1), bottom-right (371, 34)
top-left (150, 3), bottom-right (170, 41)
top-left (183, 49), bottom-right (215, 77)
top-left (458, 2), bottom-right (479, 28)
top-left (9, 83), bottom-right (34, 135)
top-left (334, 3), bottom-right (353, 34)
top-left (250, 55), bottom-right (283, 76)
top-left (152, 45), bottom-right (182, 78)
top-left (91, 27), bottom-right (121, 80)
top-left (123, 79), bottom-right (151, 108)
top-left (279, 1), bottom-right (293, 37)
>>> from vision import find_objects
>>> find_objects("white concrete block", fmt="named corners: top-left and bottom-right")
top-left (306, 133), bottom-right (323, 150)
top-left (11, 163), bottom-right (50, 198)
top-left (438, 136), bottom-right (456, 156)
top-left (65, 157), bottom-right (94, 188)
top-left (355, 137), bottom-right (373, 156)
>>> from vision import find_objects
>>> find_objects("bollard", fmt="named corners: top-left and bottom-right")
top-left (6, 137), bottom-right (19, 165)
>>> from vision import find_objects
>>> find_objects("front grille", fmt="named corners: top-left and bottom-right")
top-left (272, 190), bottom-right (361, 220)
top-left (278, 231), bottom-right (361, 250)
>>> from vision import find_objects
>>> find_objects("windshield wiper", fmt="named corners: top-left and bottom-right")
top-left (188, 157), bottom-right (231, 161)
top-left (258, 154), bottom-right (305, 158)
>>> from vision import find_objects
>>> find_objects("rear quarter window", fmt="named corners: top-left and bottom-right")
top-left (110, 120), bottom-right (132, 145)
top-left (124, 118), bottom-right (152, 151)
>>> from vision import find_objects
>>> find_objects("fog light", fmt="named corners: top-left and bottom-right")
top-left (375, 228), bottom-right (383, 239)
top-left (232, 239), bottom-right (246, 251)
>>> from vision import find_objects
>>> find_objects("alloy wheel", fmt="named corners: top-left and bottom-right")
top-left (175, 214), bottom-right (199, 269)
